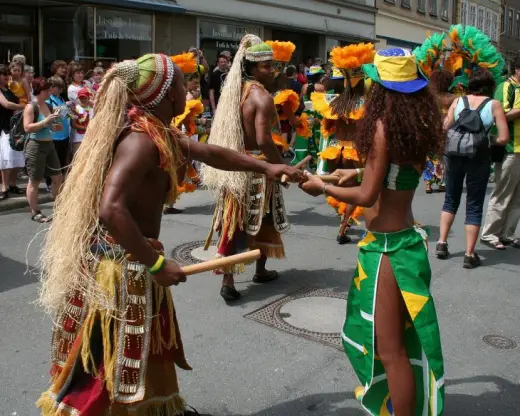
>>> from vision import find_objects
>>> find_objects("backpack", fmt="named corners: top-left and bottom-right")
top-left (445, 96), bottom-right (492, 159)
top-left (9, 102), bottom-right (39, 151)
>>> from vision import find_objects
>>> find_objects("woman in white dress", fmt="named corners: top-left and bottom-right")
top-left (0, 64), bottom-right (26, 200)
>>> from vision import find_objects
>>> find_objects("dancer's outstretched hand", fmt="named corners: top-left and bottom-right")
top-left (152, 260), bottom-right (187, 287)
top-left (299, 172), bottom-right (325, 197)
top-left (331, 169), bottom-right (359, 187)
top-left (266, 164), bottom-right (304, 183)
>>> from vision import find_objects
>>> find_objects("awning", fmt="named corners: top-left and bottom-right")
top-left (85, 0), bottom-right (185, 13)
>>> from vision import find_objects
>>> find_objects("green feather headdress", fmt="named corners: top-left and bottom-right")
top-left (447, 24), bottom-right (504, 90)
top-left (413, 32), bottom-right (448, 79)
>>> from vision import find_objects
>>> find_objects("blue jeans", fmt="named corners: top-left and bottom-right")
top-left (442, 156), bottom-right (490, 226)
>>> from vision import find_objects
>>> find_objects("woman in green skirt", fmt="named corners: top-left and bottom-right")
top-left (300, 48), bottom-right (445, 415)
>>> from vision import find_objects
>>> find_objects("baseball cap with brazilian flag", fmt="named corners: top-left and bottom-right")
top-left (362, 48), bottom-right (428, 94)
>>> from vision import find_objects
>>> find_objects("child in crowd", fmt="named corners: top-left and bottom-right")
top-left (91, 67), bottom-right (104, 92)
top-left (70, 88), bottom-right (93, 156)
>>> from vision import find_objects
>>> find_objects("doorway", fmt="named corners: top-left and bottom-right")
top-left (0, 36), bottom-right (33, 65)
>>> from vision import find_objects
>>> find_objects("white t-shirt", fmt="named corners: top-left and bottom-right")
top-left (67, 80), bottom-right (93, 103)
top-left (71, 104), bottom-right (94, 143)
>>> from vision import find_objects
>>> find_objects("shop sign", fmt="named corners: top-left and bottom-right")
top-left (200, 21), bottom-right (261, 41)
top-left (96, 9), bottom-right (152, 42)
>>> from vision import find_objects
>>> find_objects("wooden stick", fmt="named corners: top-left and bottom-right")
top-left (281, 155), bottom-right (312, 184)
top-left (181, 249), bottom-right (262, 276)
top-left (318, 175), bottom-right (340, 184)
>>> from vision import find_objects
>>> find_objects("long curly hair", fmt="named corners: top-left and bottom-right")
top-left (355, 83), bottom-right (444, 168)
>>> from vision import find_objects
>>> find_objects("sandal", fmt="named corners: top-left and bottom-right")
top-left (425, 185), bottom-right (433, 194)
top-left (481, 240), bottom-right (505, 250)
top-left (0, 190), bottom-right (8, 201)
top-left (31, 211), bottom-right (51, 223)
top-left (509, 238), bottom-right (520, 249)
top-left (9, 185), bottom-right (25, 194)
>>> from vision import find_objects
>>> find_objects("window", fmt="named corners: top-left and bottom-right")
top-left (477, 6), bottom-right (485, 30)
top-left (491, 12), bottom-right (499, 42)
top-left (430, 0), bottom-right (437, 16)
top-left (509, 8), bottom-right (514, 36)
top-left (517, 12), bottom-right (520, 38)
top-left (441, 0), bottom-right (449, 20)
top-left (401, 0), bottom-right (411, 8)
top-left (468, 3), bottom-right (477, 26)
top-left (384, 0), bottom-right (396, 4)
top-left (460, 0), bottom-right (468, 25)
top-left (96, 8), bottom-right (152, 62)
top-left (417, 0), bottom-right (426, 13)
top-left (485, 10), bottom-right (492, 37)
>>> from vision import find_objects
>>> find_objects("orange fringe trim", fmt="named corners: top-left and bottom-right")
top-left (320, 119), bottom-right (336, 138)
top-left (326, 196), bottom-right (364, 220)
top-left (295, 113), bottom-right (312, 138)
top-left (272, 133), bottom-right (290, 151)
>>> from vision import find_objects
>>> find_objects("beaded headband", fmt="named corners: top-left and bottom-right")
top-left (245, 43), bottom-right (274, 62)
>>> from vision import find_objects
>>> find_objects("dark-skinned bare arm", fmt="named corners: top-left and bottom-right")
top-left (253, 91), bottom-right (284, 164)
top-left (99, 133), bottom-right (163, 268)
top-left (324, 123), bottom-right (389, 207)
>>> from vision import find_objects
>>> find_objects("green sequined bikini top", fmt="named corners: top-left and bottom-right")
top-left (384, 163), bottom-right (421, 191)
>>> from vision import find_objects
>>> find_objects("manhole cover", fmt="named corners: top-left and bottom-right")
top-left (244, 287), bottom-right (346, 351)
top-left (482, 335), bottom-right (517, 350)
top-left (170, 241), bottom-right (217, 265)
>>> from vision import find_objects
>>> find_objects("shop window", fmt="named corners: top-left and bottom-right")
top-left (441, 0), bottom-right (449, 20)
top-left (417, 0), bottom-right (426, 13)
top-left (96, 9), bottom-right (152, 63)
top-left (517, 13), bottom-right (520, 38)
top-left (429, 0), bottom-right (438, 16)
top-left (42, 6), bottom-right (95, 75)
top-left (401, 0), bottom-right (410, 9)
top-left (460, 0), bottom-right (468, 25)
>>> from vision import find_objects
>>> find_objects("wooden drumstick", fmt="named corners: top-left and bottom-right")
top-left (181, 249), bottom-right (262, 276)
top-left (281, 155), bottom-right (312, 184)
top-left (318, 175), bottom-right (340, 184)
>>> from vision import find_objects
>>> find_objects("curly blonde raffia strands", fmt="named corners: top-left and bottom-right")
top-left (200, 34), bottom-right (263, 199)
top-left (38, 62), bottom-right (139, 315)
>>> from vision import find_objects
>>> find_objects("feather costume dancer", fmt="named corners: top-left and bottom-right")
top-left (201, 35), bottom-right (290, 302)
top-left (37, 54), bottom-right (192, 416)
top-left (414, 32), bottom-right (455, 193)
top-left (314, 43), bottom-right (375, 244)
top-left (291, 65), bottom-right (325, 167)
top-left (267, 40), bottom-right (300, 152)
top-left (170, 53), bottom-right (203, 198)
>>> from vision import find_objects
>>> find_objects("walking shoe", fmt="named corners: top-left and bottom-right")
top-left (436, 242), bottom-right (449, 259)
top-left (463, 253), bottom-right (481, 269)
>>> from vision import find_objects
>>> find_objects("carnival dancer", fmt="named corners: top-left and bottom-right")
top-left (313, 43), bottom-right (375, 244)
top-left (300, 48), bottom-right (445, 415)
top-left (201, 35), bottom-right (292, 302)
top-left (163, 52), bottom-right (205, 214)
top-left (37, 53), bottom-right (302, 416)
top-left (414, 32), bottom-right (457, 193)
top-left (267, 40), bottom-right (302, 153)
top-left (291, 65), bottom-right (326, 168)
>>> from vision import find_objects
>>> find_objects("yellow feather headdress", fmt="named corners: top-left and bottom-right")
top-left (329, 43), bottom-right (375, 71)
top-left (171, 52), bottom-right (197, 75)
top-left (266, 41), bottom-right (296, 63)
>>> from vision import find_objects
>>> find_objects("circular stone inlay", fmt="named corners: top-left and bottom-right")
top-left (279, 297), bottom-right (346, 334)
top-left (191, 245), bottom-right (218, 262)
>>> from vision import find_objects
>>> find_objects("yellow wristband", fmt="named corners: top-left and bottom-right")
top-left (148, 255), bottom-right (165, 274)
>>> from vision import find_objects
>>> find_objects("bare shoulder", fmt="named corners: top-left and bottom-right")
top-left (114, 131), bottom-right (159, 169)
top-left (248, 86), bottom-right (275, 109)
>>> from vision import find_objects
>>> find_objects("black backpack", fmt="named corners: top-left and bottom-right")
top-left (9, 103), bottom-right (39, 151)
top-left (445, 96), bottom-right (492, 159)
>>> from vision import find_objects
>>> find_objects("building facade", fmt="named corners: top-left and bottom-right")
top-left (171, 0), bottom-right (377, 67)
top-left (500, 0), bottom-right (520, 71)
top-left (376, 0), bottom-right (455, 50)
top-left (0, 0), bottom-right (377, 75)
top-left (456, 0), bottom-right (501, 44)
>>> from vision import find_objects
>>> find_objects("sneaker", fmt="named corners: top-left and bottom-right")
top-left (463, 253), bottom-right (481, 269)
top-left (436, 242), bottom-right (449, 259)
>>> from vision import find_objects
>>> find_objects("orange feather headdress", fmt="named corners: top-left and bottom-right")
top-left (329, 43), bottom-right (375, 71)
top-left (266, 41), bottom-right (296, 63)
top-left (171, 52), bottom-right (197, 76)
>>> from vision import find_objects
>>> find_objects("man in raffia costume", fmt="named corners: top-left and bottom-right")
top-left (202, 35), bottom-right (292, 302)
top-left (312, 43), bottom-right (375, 244)
top-left (37, 53), bottom-right (301, 416)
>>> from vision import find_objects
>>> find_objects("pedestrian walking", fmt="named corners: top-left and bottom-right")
top-left (480, 58), bottom-right (520, 250)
